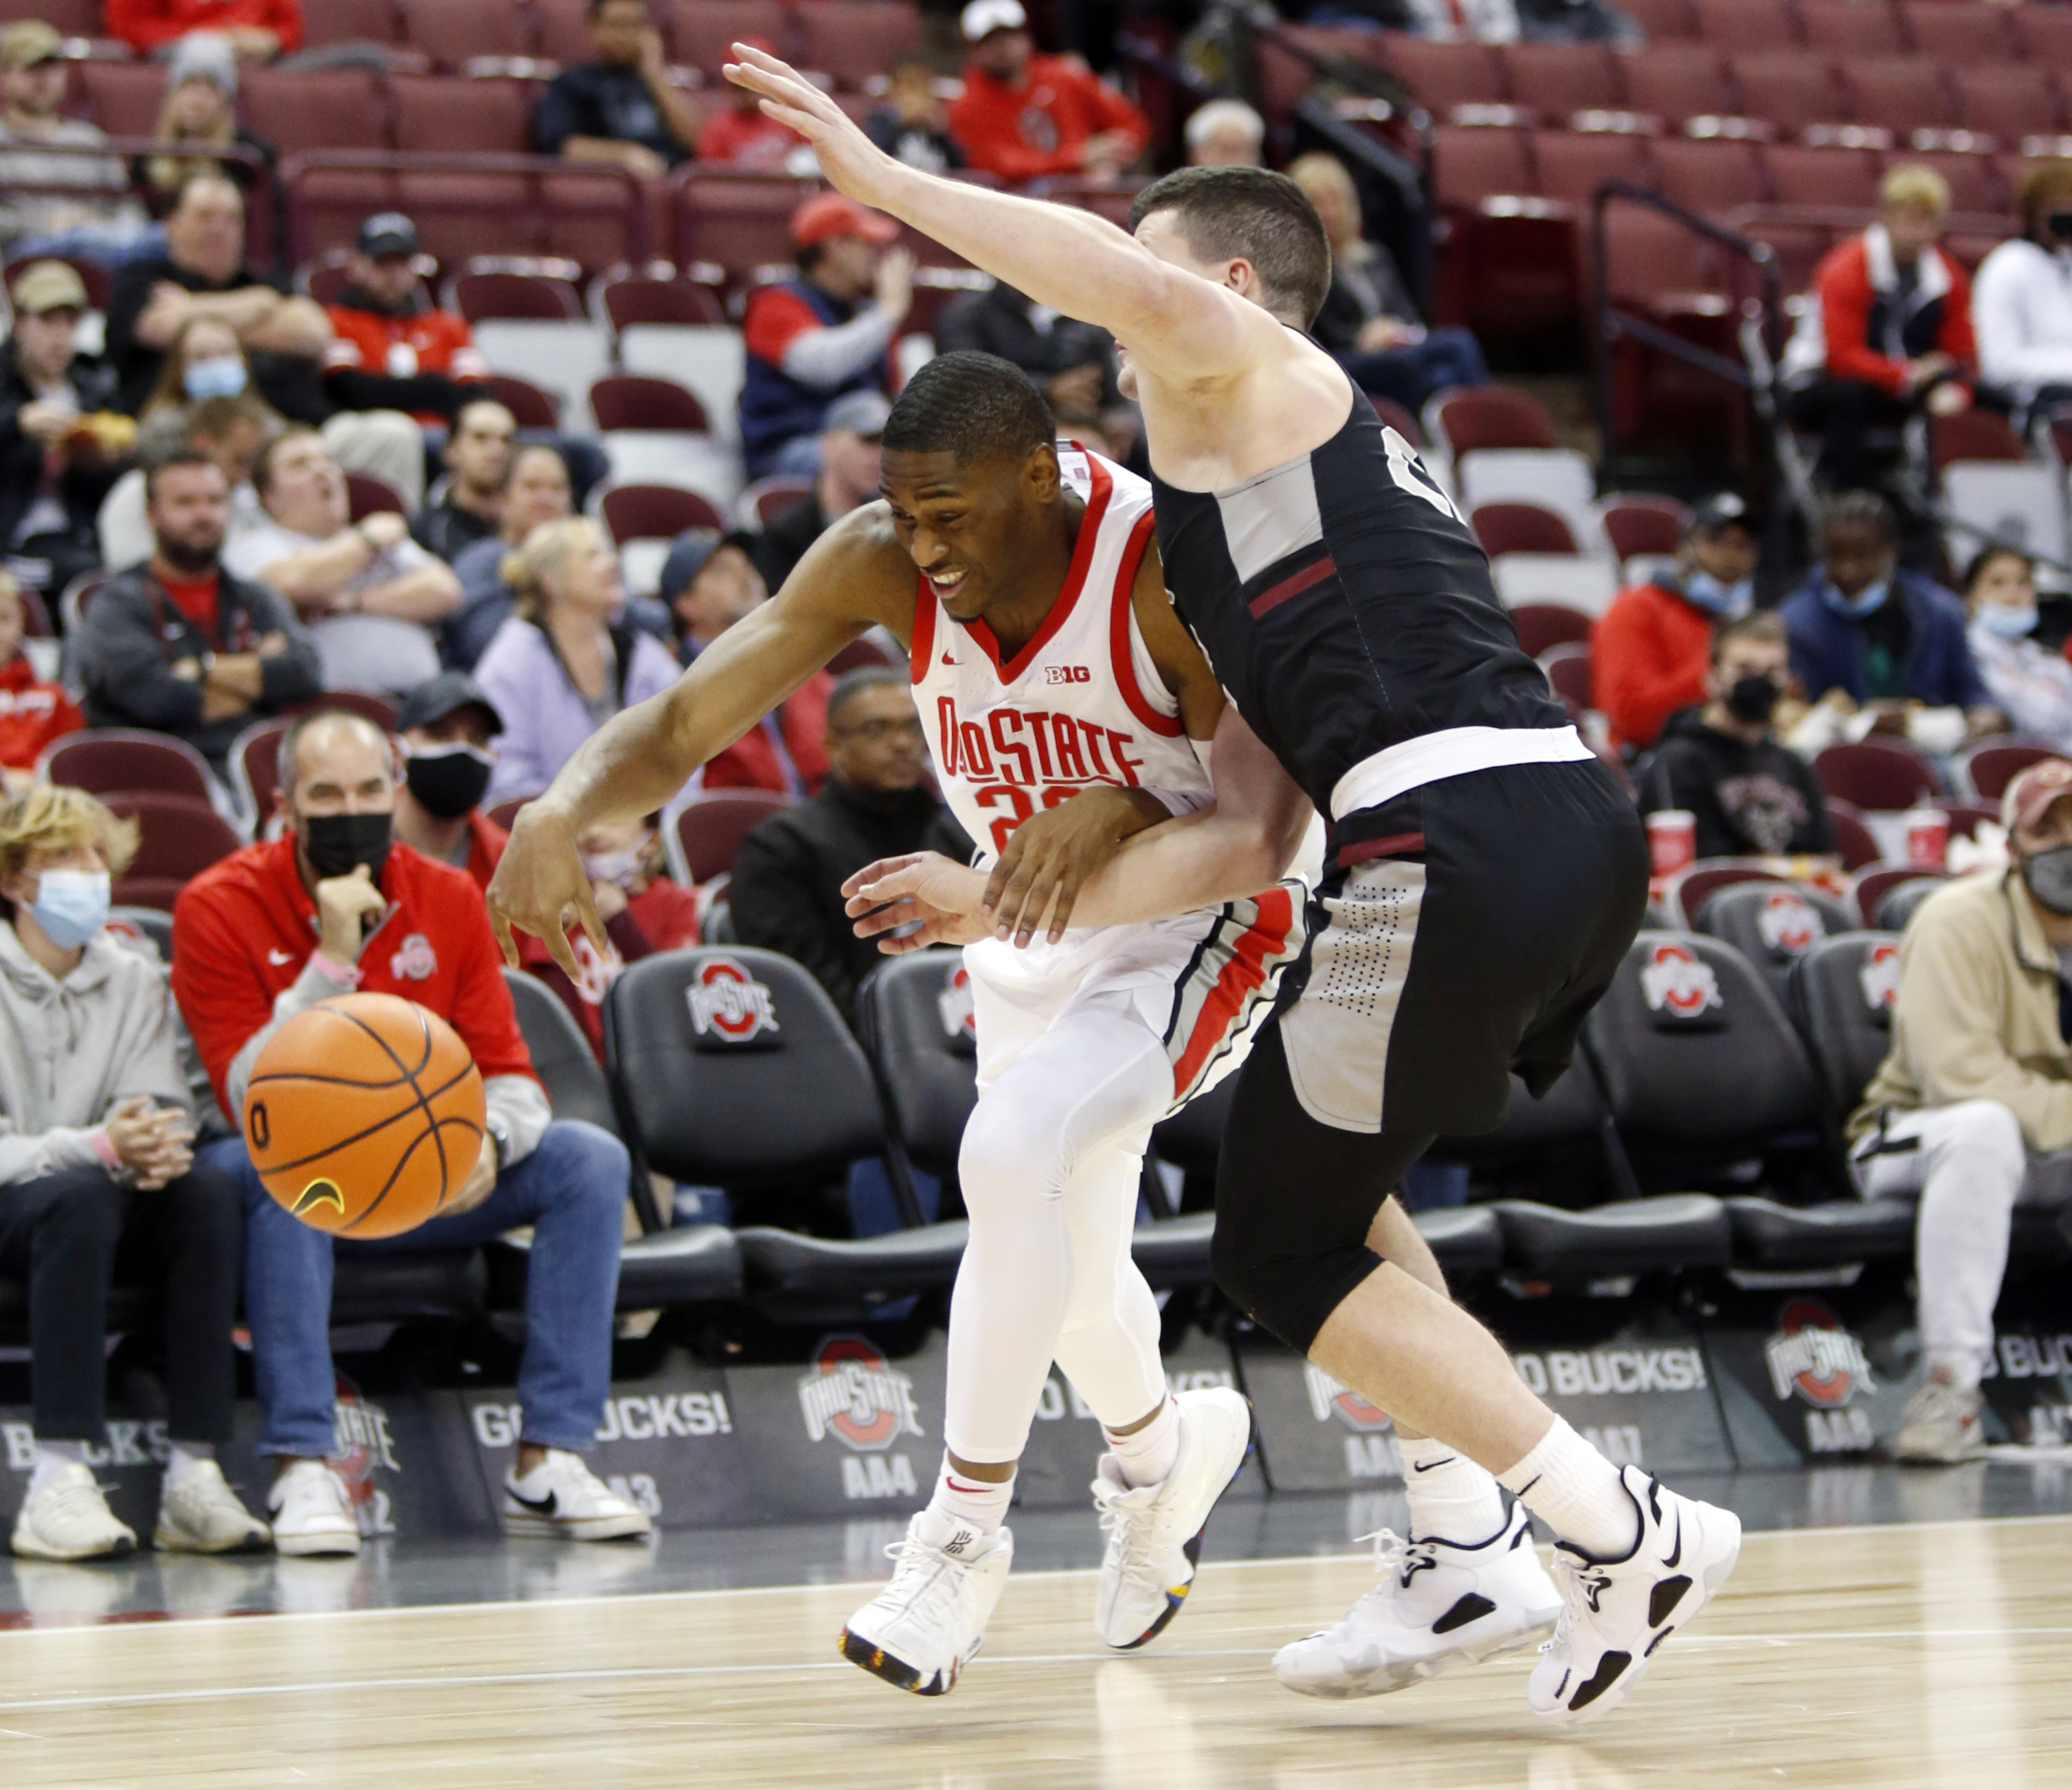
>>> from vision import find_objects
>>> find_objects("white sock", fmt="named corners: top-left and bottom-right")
top-left (1104, 1395), bottom-right (1181, 1488)
top-left (1926, 1354), bottom-right (1979, 1394)
top-left (28, 1441), bottom-right (89, 1498)
top-left (927, 1453), bottom-right (1015, 1536)
top-left (1399, 1435), bottom-right (1506, 1545)
top-left (165, 1444), bottom-right (215, 1490)
top-left (1497, 1418), bottom-right (1640, 1560)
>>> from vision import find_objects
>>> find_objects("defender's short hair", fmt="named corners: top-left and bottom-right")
top-left (1128, 165), bottom-right (1332, 329)
top-left (882, 350), bottom-right (1056, 467)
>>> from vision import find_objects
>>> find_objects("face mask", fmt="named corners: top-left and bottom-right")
top-left (300, 811), bottom-right (392, 884)
top-left (1682, 570), bottom-right (1754, 619)
top-left (2022, 843), bottom-right (2072, 917)
top-left (1823, 577), bottom-right (1890, 620)
top-left (1978, 603), bottom-right (2039, 641)
top-left (2049, 211), bottom-right (2072, 243)
top-left (26, 868), bottom-right (109, 951)
top-left (1725, 673), bottom-right (1781, 725)
top-left (402, 743), bottom-right (494, 820)
top-left (182, 356), bottom-right (247, 401)
top-left (583, 844), bottom-right (645, 889)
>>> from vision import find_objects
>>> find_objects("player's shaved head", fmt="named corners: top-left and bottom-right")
top-left (882, 350), bottom-right (1054, 470)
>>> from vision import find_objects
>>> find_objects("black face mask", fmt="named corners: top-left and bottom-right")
top-left (300, 812), bottom-right (392, 884)
top-left (403, 744), bottom-right (494, 820)
top-left (1725, 673), bottom-right (1781, 726)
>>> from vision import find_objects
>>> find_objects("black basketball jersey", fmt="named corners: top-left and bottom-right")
top-left (1148, 386), bottom-right (1569, 820)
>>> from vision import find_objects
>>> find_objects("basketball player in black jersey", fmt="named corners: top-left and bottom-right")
top-left (715, 46), bottom-right (1744, 1725)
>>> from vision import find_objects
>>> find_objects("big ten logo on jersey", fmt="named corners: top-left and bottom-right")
top-left (1304, 1363), bottom-right (1401, 1480)
top-left (3, 1417), bottom-right (172, 1474)
top-left (1765, 1299), bottom-right (1879, 1455)
top-left (798, 1335), bottom-right (926, 1501)
top-left (935, 694), bottom-right (1149, 854)
top-left (328, 1373), bottom-right (401, 1537)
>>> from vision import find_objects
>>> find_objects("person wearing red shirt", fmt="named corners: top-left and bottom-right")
top-left (104, 0), bottom-right (302, 60)
top-left (321, 213), bottom-right (488, 427)
top-left (1593, 494), bottom-right (1759, 754)
top-left (694, 36), bottom-right (802, 168)
top-left (946, 0), bottom-right (1149, 186)
top-left (0, 572), bottom-right (80, 788)
top-left (179, 709), bottom-right (648, 1556)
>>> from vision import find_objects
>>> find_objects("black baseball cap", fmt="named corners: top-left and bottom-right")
top-left (659, 526), bottom-right (759, 603)
top-left (357, 212), bottom-right (419, 260)
top-left (394, 671), bottom-right (504, 736)
top-left (1688, 492), bottom-right (1756, 537)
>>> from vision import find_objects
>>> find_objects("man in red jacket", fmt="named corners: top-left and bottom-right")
top-left (1781, 163), bottom-right (1974, 492)
top-left (179, 709), bottom-right (647, 1558)
top-left (946, 0), bottom-right (1149, 186)
top-left (0, 572), bottom-right (80, 790)
top-left (105, 0), bottom-right (301, 59)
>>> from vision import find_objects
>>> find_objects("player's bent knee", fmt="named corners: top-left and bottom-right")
top-left (957, 1099), bottom-right (1066, 1217)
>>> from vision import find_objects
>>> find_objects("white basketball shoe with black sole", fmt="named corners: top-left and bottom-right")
top-left (1528, 1465), bottom-right (1741, 1725)
top-left (1272, 1501), bottom-right (1562, 1698)
top-left (1091, 1385), bottom-right (1254, 1649)
top-left (841, 1508), bottom-right (1013, 1695)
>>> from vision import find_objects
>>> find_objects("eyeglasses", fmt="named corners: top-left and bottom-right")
top-left (832, 717), bottom-right (926, 742)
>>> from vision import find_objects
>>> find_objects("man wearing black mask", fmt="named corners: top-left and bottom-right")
top-left (390, 671), bottom-right (506, 893)
top-left (1638, 611), bottom-right (1834, 861)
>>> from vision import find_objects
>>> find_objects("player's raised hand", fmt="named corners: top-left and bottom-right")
top-left (981, 786), bottom-right (1172, 948)
top-left (485, 802), bottom-right (607, 979)
top-left (724, 42), bottom-right (900, 208)
top-left (843, 853), bottom-right (992, 953)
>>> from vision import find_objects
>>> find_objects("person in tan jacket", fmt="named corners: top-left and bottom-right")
top-left (1850, 757), bottom-right (2072, 1462)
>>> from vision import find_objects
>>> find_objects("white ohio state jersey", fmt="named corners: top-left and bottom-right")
top-left (910, 446), bottom-right (1210, 869)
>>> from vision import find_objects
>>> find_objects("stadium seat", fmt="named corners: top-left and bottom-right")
top-left (1930, 408), bottom-right (2026, 471)
top-left (794, 2), bottom-right (922, 85)
top-left (104, 793), bottom-right (243, 910)
top-left (738, 474), bottom-right (813, 528)
top-left (1727, 54), bottom-right (1850, 137)
top-left (1950, 67), bottom-right (2062, 142)
top-left (1429, 124), bottom-right (1535, 208)
top-left (1539, 640), bottom-right (1594, 708)
top-left (596, 271), bottom-right (729, 333)
top-left (1530, 128), bottom-right (1655, 206)
top-left (450, 271), bottom-right (582, 324)
top-left (346, 473), bottom-right (405, 521)
top-left (1662, 860), bottom-right (1788, 930)
top-left (38, 728), bottom-right (217, 807)
top-left (591, 372), bottom-right (710, 434)
top-left (1902, 149), bottom-right (2001, 219)
top-left (1383, 38), bottom-right (1508, 115)
top-left (391, 74), bottom-right (531, 155)
top-left (1616, 45), bottom-right (1733, 131)
top-left (1494, 557), bottom-right (1618, 614)
top-left (597, 482), bottom-right (723, 547)
top-left (666, 0), bottom-right (793, 77)
top-left (1873, 876), bottom-right (1943, 933)
top-left (854, 952), bottom-right (977, 1182)
top-left (399, 0), bottom-right (537, 68)
top-left (1813, 738), bottom-right (1939, 811)
top-left (78, 60), bottom-right (166, 137)
top-left (1691, 0), bottom-right (1798, 52)
top-left (1849, 864), bottom-right (1946, 928)
top-left (1471, 502), bottom-right (1578, 557)
top-left (1900, 1), bottom-right (2018, 67)
top-left (302, 0), bottom-right (399, 47)
top-left (1800, 0), bottom-right (1904, 56)
top-left (1941, 459), bottom-right (2069, 568)
top-left (1844, 58), bottom-right (1953, 136)
top-left (616, 317), bottom-right (746, 448)
top-left (1618, 0), bottom-right (1696, 38)
top-left (1508, 602), bottom-right (1594, 658)
top-left (2012, 5), bottom-right (2072, 69)
top-left (667, 790), bottom-right (793, 884)
top-left (1694, 880), bottom-right (1857, 1011)
top-left (673, 172), bottom-right (821, 278)
top-left (1593, 491), bottom-right (1688, 563)
top-left (1426, 383), bottom-right (1559, 454)
top-left (1823, 799), bottom-right (1881, 871)
top-left (1765, 144), bottom-right (1884, 210)
top-left (1491, 1192), bottom-right (1731, 1279)
top-left (1954, 737), bottom-right (2060, 803)
top-left (1649, 137), bottom-right (1769, 215)
top-left (1427, 1061), bottom-right (1618, 1211)
top-left (1784, 931), bottom-right (1898, 1120)
top-left (533, 0), bottom-right (595, 63)
top-left (228, 717), bottom-right (291, 837)
top-left (502, 967), bottom-right (621, 1141)
top-left (1501, 43), bottom-right (1625, 121)
top-left (241, 69), bottom-right (391, 156)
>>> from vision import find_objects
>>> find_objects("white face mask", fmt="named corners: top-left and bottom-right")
top-left (582, 845), bottom-right (645, 889)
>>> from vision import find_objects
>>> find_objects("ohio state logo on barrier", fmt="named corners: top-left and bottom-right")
top-left (937, 963), bottom-right (977, 1040)
top-left (687, 955), bottom-right (780, 1042)
top-left (1640, 940), bottom-right (1722, 1018)
top-left (1859, 941), bottom-right (1900, 1014)
top-left (1304, 1362), bottom-right (1392, 1433)
top-left (797, 1336), bottom-right (925, 1453)
top-left (1757, 891), bottom-right (1825, 956)
top-left (1764, 1299), bottom-right (1876, 1408)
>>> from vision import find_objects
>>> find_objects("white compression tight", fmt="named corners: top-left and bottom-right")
top-left (943, 989), bottom-right (1176, 1465)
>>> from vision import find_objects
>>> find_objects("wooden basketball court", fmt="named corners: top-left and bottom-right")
top-left (1, 1513), bottom-right (2065, 1785)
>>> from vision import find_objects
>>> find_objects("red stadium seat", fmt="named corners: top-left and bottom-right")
top-left (106, 794), bottom-right (244, 910)
top-left (1508, 602), bottom-right (1595, 658)
top-left (1596, 492), bottom-right (1689, 560)
top-left (77, 60), bottom-right (164, 137)
top-left (590, 372), bottom-right (709, 433)
top-left (1850, 864), bottom-right (1943, 927)
top-left (1902, 150), bottom-right (2001, 220)
top-left (38, 730), bottom-right (217, 807)
top-left (481, 372), bottom-right (560, 428)
top-left (666, 0), bottom-right (793, 76)
top-left (230, 717), bottom-right (293, 828)
top-left (1384, 38), bottom-right (1508, 114)
top-left (1691, 0), bottom-right (1801, 53)
top-left (1428, 385), bottom-right (1561, 454)
top-left (597, 271), bottom-right (729, 332)
top-left (1814, 739), bottom-right (1939, 812)
top-left (1957, 739), bottom-right (2062, 803)
top-left (1651, 137), bottom-right (1769, 214)
top-left (1728, 54), bottom-right (1849, 137)
top-left (1930, 407), bottom-right (2026, 471)
top-left (1823, 800), bottom-right (1880, 872)
top-left (1844, 58), bottom-right (1953, 137)
top-left (1531, 129), bottom-right (1654, 205)
top-left (399, 0), bottom-right (536, 68)
top-left (1662, 860), bottom-right (1790, 929)
top-left (599, 484), bottom-right (724, 545)
top-left (1366, 395), bottom-right (1422, 443)
top-left (449, 269), bottom-right (582, 321)
top-left (671, 790), bottom-right (794, 882)
top-left (2013, 6), bottom-right (2072, 70)
top-left (291, 166), bottom-right (400, 265)
top-left (1471, 502), bottom-right (1580, 557)
top-left (1765, 144), bottom-right (1884, 210)
top-left (533, 0), bottom-right (595, 64)
top-left (1617, 0), bottom-right (1697, 38)
top-left (739, 475), bottom-right (812, 528)
top-left (1951, 67), bottom-right (2063, 142)
top-left (1539, 641), bottom-right (1593, 711)
top-left (1900, 2), bottom-right (2018, 68)
top-left (346, 473), bottom-right (405, 520)
top-left (241, 69), bottom-right (391, 155)
top-left (794, 2), bottom-right (922, 86)
top-left (391, 75), bottom-right (531, 155)
top-left (397, 172), bottom-right (537, 264)
top-left (1500, 43), bottom-right (1625, 122)
top-left (291, 691), bottom-right (401, 730)
top-left (302, 0), bottom-right (399, 47)
top-left (1799, 0), bottom-right (1904, 55)
top-left (0, 0), bottom-right (98, 28)
top-left (1617, 46), bottom-right (1735, 131)
top-left (1430, 125), bottom-right (1536, 208)
top-left (673, 172), bottom-right (820, 278)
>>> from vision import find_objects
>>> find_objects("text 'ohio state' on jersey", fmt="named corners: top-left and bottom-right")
top-left (910, 446), bottom-right (1212, 865)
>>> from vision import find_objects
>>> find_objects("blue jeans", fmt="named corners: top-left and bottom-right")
top-left (201, 1119), bottom-right (629, 1457)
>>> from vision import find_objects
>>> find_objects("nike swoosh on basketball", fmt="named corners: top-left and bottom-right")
top-left (268, 948), bottom-right (293, 965)
top-left (508, 1488), bottom-right (557, 1516)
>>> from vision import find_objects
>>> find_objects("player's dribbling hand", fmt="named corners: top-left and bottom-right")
top-left (843, 853), bottom-right (992, 952)
top-left (981, 785), bottom-right (1170, 947)
top-left (724, 43), bottom-right (898, 208)
top-left (485, 803), bottom-right (608, 981)
top-left (315, 864), bottom-right (390, 965)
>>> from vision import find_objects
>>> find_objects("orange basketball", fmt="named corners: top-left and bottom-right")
top-left (243, 993), bottom-right (486, 1240)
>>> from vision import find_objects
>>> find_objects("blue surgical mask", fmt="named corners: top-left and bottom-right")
top-left (27, 868), bottom-right (110, 950)
top-left (1822, 577), bottom-right (1891, 620)
top-left (1682, 570), bottom-right (1754, 619)
top-left (183, 355), bottom-right (247, 401)
top-left (1979, 603), bottom-right (2039, 641)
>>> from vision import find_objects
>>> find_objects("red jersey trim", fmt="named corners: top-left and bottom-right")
top-left (1107, 506), bottom-right (1183, 739)
top-left (1169, 887), bottom-right (1297, 1095)
top-left (1249, 555), bottom-right (1337, 619)
top-left (908, 584), bottom-right (936, 686)
top-left (959, 457), bottom-right (1113, 685)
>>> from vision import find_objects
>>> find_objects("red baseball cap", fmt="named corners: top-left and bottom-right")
top-left (790, 192), bottom-right (899, 249)
top-left (2001, 758), bottom-right (2072, 834)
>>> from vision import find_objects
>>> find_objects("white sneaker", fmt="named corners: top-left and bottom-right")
top-left (1091, 1386), bottom-right (1253, 1650)
top-left (10, 1459), bottom-right (136, 1560)
top-left (267, 1460), bottom-right (361, 1558)
top-left (155, 1460), bottom-right (271, 1554)
top-left (1893, 1375), bottom-right (1985, 1463)
top-left (1273, 1501), bottom-right (1562, 1698)
top-left (502, 1449), bottom-right (653, 1541)
top-left (1527, 1466), bottom-right (1741, 1725)
top-left (841, 1507), bottom-right (1014, 1696)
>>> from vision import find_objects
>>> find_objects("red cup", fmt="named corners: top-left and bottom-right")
top-left (1905, 807), bottom-right (1949, 869)
top-left (1647, 809), bottom-right (1697, 877)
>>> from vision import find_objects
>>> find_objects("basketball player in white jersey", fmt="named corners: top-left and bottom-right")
top-left (486, 351), bottom-right (1314, 1694)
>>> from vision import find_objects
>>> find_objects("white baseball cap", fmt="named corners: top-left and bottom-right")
top-left (961, 0), bottom-right (1027, 42)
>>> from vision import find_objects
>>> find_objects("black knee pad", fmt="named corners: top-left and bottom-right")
top-left (1210, 1197), bottom-right (1381, 1356)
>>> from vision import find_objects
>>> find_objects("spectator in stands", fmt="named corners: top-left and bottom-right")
top-left (388, 671), bottom-right (506, 893)
top-left (731, 668), bottom-right (970, 1025)
top-left (946, 0), bottom-right (1149, 186)
top-left (96, 389), bottom-right (271, 570)
top-left (531, 0), bottom-right (700, 178)
top-left (1779, 489), bottom-right (2001, 739)
top-left (0, 783), bottom-right (268, 1561)
top-left (225, 427), bottom-right (459, 695)
top-left (177, 708), bottom-right (646, 1554)
top-left (473, 518), bottom-right (680, 807)
top-left (413, 399), bottom-right (515, 565)
top-left (1184, 98), bottom-right (1264, 169)
top-left (447, 442), bottom-right (574, 669)
top-left (0, 20), bottom-right (153, 265)
top-left (0, 572), bottom-right (80, 790)
top-left (866, 56), bottom-right (963, 175)
top-left (740, 195), bottom-right (907, 480)
top-left (137, 33), bottom-right (274, 219)
top-left (935, 283), bottom-right (1130, 460)
top-left (662, 526), bottom-right (829, 796)
top-left (1593, 492), bottom-right (1759, 754)
top-left (694, 34), bottom-right (801, 169)
top-left (107, 2), bottom-right (300, 61)
top-left (753, 388), bottom-right (889, 592)
top-left (1291, 152), bottom-right (1490, 415)
top-left (1962, 547), bottom-right (2072, 752)
top-left (1781, 164), bottom-right (1974, 493)
top-left (1849, 757), bottom-right (2072, 1462)
top-left (0, 260), bottom-right (134, 604)
top-left (1973, 161), bottom-right (2072, 433)
top-left (76, 449), bottom-right (320, 768)
top-left (1636, 612), bottom-right (1833, 861)
top-left (320, 213), bottom-right (489, 427)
